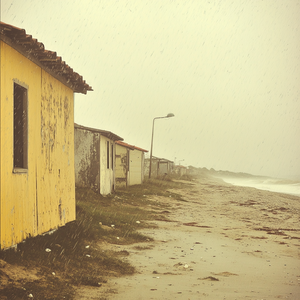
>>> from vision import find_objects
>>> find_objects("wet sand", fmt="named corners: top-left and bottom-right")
top-left (79, 176), bottom-right (300, 299)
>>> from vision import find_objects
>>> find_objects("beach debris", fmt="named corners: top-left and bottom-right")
top-left (163, 272), bottom-right (181, 275)
top-left (199, 276), bottom-right (219, 281)
top-left (99, 223), bottom-right (114, 231)
top-left (85, 245), bottom-right (90, 249)
top-left (45, 248), bottom-right (51, 252)
top-left (86, 254), bottom-right (91, 257)
top-left (173, 262), bottom-right (183, 267)
top-left (136, 221), bottom-right (141, 224)
top-left (28, 294), bottom-right (33, 298)
top-left (52, 272), bottom-right (56, 276)
top-left (183, 222), bottom-right (212, 228)
top-left (212, 272), bottom-right (238, 277)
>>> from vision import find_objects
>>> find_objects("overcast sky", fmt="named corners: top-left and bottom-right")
top-left (1, 0), bottom-right (300, 179)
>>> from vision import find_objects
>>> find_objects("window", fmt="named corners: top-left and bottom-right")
top-left (111, 143), bottom-right (114, 170)
top-left (107, 141), bottom-right (110, 169)
top-left (13, 82), bottom-right (28, 170)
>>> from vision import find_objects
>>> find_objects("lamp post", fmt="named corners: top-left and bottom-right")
top-left (149, 113), bottom-right (175, 179)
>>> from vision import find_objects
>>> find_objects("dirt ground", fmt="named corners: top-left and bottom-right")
top-left (76, 176), bottom-right (300, 300)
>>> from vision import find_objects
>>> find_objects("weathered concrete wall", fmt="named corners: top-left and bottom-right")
top-left (144, 158), bottom-right (174, 179)
top-left (0, 41), bottom-right (76, 249)
top-left (174, 166), bottom-right (187, 176)
top-left (74, 128), bottom-right (116, 196)
top-left (144, 158), bottom-right (158, 178)
top-left (115, 144), bottom-right (129, 188)
top-left (74, 128), bottom-right (100, 191)
top-left (158, 162), bottom-right (169, 176)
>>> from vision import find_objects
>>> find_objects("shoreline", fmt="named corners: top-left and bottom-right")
top-left (93, 176), bottom-right (300, 300)
top-left (213, 175), bottom-right (300, 197)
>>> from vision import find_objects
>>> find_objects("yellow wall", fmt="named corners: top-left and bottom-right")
top-left (0, 41), bottom-right (76, 249)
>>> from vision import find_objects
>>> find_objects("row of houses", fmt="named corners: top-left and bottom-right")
top-left (74, 124), bottom-right (147, 195)
top-left (0, 22), bottom-right (160, 249)
top-left (0, 22), bottom-right (188, 249)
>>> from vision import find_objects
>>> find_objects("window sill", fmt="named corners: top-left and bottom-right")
top-left (13, 168), bottom-right (28, 174)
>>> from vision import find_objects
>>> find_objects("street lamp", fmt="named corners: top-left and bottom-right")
top-left (149, 113), bottom-right (175, 179)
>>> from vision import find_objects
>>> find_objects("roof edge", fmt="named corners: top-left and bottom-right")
top-left (116, 140), bottom-right (148, 152)
top-left (75, 123), bottom-right (123, 141)
top-left (0, 22), bottom-right (92, 94)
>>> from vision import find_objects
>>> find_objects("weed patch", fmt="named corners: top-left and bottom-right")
top-left (0, 178), bottom-right (188, 299)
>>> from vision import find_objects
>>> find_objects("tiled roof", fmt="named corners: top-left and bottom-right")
top-left (74, 124), bottom-right (123, 141)
top-left (149, 156), bottom-right (174, 163)
top-left (115, 141), bottom-right (135, 150)
top-left (116, 141), bottom-right (148, 152)
top-left (0, 22), bottom-right (92, 94)
top-left (133, 145), bottom-right (148, 153)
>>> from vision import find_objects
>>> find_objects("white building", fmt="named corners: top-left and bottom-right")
top-left (74, 124), bottom-right (123, 195)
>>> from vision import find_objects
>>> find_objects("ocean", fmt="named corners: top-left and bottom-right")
top-left (218, 176), bottom-right (300, 197)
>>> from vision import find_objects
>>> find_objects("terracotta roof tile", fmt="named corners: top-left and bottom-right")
top-left (0, 22), bottom-right (92, 94)
top-left (116, 141), bottom-right (148, 152)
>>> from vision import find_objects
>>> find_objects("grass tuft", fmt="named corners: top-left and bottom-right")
top-left (0, 178), bottom-right (188, 299)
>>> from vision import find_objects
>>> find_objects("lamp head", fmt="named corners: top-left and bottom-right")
top-left (166, 113), bottom-right (175, 118)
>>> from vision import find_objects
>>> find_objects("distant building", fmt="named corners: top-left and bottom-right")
top-left (0, 22), bottom-right (92, 249)
top-left (145, 157), bottom-right (174, 178)
top-left (174, 165), bottom-right (187, 177)
top-left (115, 141), bottom-right (148, 188)
top-left (74, 124), bottom-right (123, 195)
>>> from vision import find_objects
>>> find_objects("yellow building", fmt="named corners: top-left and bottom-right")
top-left (0, 22), bottom-right (92, 249)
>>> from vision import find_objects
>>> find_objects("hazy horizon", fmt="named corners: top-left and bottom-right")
top-left (2, 0), bottom-right (300, 180)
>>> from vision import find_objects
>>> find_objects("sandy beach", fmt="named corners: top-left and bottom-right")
top-left (83, 175), bottom-right (300, 300)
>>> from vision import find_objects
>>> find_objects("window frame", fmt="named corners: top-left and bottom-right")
top-left (107, 140), bottom-right (110, 169)
top-left (111, 143), bottom-right (114, 170)
top-left (13, 80), bottom-right (28, 173)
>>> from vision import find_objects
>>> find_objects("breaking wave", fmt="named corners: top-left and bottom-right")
top-left (219, 176), bottom-right (300, 197)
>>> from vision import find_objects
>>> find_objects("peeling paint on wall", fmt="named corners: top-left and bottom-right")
top-left (74, 125), bottom-right (119, 195)
top-left (74, 129), bottom-right (100, 191)
top-left (0, 42), bottom-right (76, 249)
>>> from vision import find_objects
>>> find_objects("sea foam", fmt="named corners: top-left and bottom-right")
top-left (219, 176), bottom-right (300, 197)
